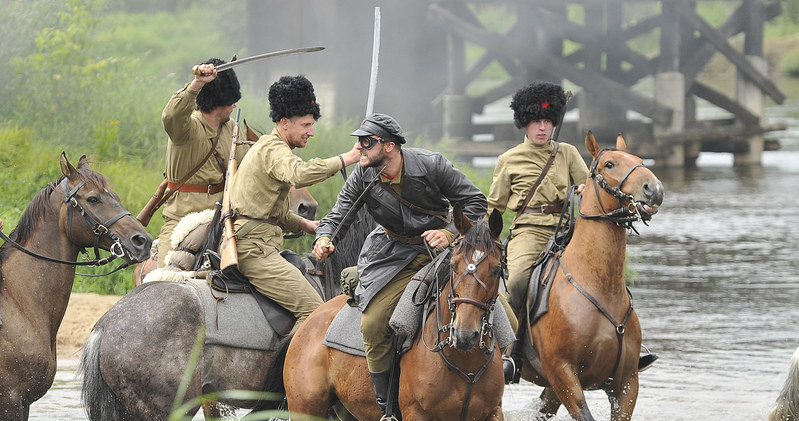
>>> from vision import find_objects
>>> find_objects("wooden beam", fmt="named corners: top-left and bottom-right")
top-left (689, 82), bottom-right (759, 124)
top-left (674, 6), bottom-right (785, 104)
top-left (428, 3), bottom-right (673, 126)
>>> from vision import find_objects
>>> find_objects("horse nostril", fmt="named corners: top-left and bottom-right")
top-left (131, 233), bottom-right (149, 249)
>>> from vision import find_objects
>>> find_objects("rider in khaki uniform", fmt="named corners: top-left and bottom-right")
top-left (313, 113), bottom-right (487, 418)
top-left (489, 81), bottom-right (657, 383)
top-left (157, 58), bottom-right (247, 268)
top-left (229, 75), bottom-right (359, 330)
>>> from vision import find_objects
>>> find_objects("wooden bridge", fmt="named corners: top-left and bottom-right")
top-left (246, 0), bottom-right (787, 167)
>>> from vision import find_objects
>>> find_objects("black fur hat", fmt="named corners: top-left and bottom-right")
top-left (268, 75), bottom-right (321, 122)
top-left (510, 81), bottom-right (567, 128)
top-left (195, 58), bottom-right (241, 113)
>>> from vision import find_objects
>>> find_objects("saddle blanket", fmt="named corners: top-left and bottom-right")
top-left (184, 278), bottom-right (280, 351)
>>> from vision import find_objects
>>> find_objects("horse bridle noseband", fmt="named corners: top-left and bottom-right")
top-left (0, 178), bottom-right (131, 275)
top-left (579, 148), bottom-right (649, 233)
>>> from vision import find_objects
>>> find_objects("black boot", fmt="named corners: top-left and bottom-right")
top-left (638, 352), bottom-right (658, 372)
top-left (502, 341), bottom-right (523, 384)
top-left (370, 370), bottom-right (399, 420)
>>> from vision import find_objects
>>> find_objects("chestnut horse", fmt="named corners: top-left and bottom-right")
top-left (273, 205), bottom-right (506, 420)
top-left (0, 153), bottom-right (152, 421)
top-left (520, 132), bottom-right (664, 421)
top-left (132, 185), bottom-right (318, 286)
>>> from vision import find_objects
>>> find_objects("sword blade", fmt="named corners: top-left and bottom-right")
top-left (215, 46), bottom-right (325, 72)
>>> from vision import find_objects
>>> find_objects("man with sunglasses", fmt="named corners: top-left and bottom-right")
top-left (312, 112), bottom-right (486, 418)
top-left (227, 75), bottom-right (360, 332)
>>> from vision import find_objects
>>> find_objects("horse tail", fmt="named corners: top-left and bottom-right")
top-left (769, 345), bottom-right (799, 421)
top-left (79, 326), bottom-right (134, 421)
top-left (252, 331), bottom-right (295, 412)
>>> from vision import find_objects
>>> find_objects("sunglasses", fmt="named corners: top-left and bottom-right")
top-left (358, 135), bottom-right (394, 150)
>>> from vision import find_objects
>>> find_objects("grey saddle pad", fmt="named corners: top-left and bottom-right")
top-left (185, 278), bottom-right (281, 351)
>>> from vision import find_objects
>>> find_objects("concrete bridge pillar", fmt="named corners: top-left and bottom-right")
top-left (734, 55), bottom-right (767, 166)
top-left (654, 71), bottom-right (686, 167)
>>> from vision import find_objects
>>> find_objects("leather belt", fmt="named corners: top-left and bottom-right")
top-left (167, 181), bottom-right (224, 194)
top-left (522, 203), bottom-right (563, 214)
top-left (382, 226), bottom-right (425, 245)
top-left (235, 215), bottom-right (279, 226)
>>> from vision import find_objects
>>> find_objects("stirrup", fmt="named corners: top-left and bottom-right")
top-left (502, 355), bottom-right (521, 384)
top-left (638, 344), bottom-right (658, 372)
top-left (380, 415), bottom-right (400, 421)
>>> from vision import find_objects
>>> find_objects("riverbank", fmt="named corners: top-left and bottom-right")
top-left (57, 293), bottom-right (122, 360)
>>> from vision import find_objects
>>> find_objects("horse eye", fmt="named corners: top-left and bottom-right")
top-left (86, 196), bottom-right (100, 204)
top-left (604, 161), bottom-right (614, 170)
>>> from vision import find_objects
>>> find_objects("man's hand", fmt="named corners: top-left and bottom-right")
top-left (422, 229), bottom-right (450, 249)
top-left (575, 183), bottom-right (586, 194)
top-left (313, 237), bottom-right (334, 261)
top-left (189, 64), bottom-right (217, 90)
top-left (340, 142), bottom-right (361, 167)
top-left (299, 218), bottom-right (320, 235)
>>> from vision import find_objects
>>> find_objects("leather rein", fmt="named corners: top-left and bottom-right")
top-left (426, 236), bottom-right (505, 421)
top-left (0, 178), bottom-right (131, 276)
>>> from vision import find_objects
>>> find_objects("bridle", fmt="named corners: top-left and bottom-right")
top-left (0, 178), bottom-right (131, 275)
top-left (428, 234), bottom-right (505, 421)
top-left (579, 148), bottom-right (650, 233)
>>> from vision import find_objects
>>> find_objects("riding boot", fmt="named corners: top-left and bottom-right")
top-left (502, 340), bottom-right (523, 384)
top-left (370, 370), bottom-right (399, 420)
top-left (638, 347), bottom-right (659, 372)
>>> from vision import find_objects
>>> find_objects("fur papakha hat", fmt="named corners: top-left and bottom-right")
top-left (510, 81), bottom-right (567, 128)
top-left (195, 58), bottom-right (241, 113)
top-left (268, 75), bottom-right (321, 123)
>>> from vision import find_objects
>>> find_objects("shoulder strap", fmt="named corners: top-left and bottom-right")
top-left (511, 141), bottom-right (559, 227)
top-left (154, 123), bottom-right (226, 209)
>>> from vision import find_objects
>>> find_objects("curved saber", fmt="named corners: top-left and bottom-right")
top-left (365, 7), bottom-right (381, 116)
top-left (192, 46), bottom-right (325, 75)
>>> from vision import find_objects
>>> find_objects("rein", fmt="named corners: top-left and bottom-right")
top-left (0, 178), bottom-right (131, 275)
top-left (579, 148), bottom-right (649, 233)
top-left (426, 235), bottom-right (505, 421)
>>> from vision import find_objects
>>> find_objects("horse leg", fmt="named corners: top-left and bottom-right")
top-left (607, 372), bottom-right (638, 421)
top-left (546, 371), bottom-right (595, 421)
top-left (534, 387), bottom-right (562, 420)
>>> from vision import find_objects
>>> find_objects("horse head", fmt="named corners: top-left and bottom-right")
top-left (583, 131), bottom-right (664, 226)
top-left (448, 204), bottom-right (504, 351)
top-left (58, 153), bottom-right (152, 263)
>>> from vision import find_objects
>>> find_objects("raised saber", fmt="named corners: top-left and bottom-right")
top-left (192, 46), bottom-right (325, 75)
top-left (365, 7), bottom-right (381, 116)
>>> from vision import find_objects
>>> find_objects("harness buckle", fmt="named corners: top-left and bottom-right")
top-left (93, 224), bottom-right (109, 235)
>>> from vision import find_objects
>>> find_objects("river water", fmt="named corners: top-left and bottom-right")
top-left (29, 100), bottom-right (799, 420)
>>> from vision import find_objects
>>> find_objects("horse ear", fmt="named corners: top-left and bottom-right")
top-left (488, 209), bottom-right (503, 239)
top-left (585, 131), bottom-right (601, 158)
top-left (60, 152), bottom-right (76, 180)
top-left (77, 154), bottom-right (91, 169)
top-left (616, 134), bottom-right (627, 151)
top-left (453, 203), bottom-right (472, 235)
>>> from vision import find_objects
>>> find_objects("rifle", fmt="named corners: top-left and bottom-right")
top-left (218, 108), bottom-right (242, 273)
top-left (136, 179), bottom-right (169, 226)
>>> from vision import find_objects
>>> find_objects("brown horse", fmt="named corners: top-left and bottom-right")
top-left (0, 153), bottom-right (152, 421)
top-left (274, 205), bottom-right (506, 420)
top-left (132, 185), bottom-right (318, 286)
top-left (520, 132), bottom-right (664, 421)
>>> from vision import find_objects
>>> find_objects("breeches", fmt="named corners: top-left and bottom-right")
top-left (237, 224), bottom-right (323, 332)
top-left (361, 253), bottom-right (429, 373)
top-left (506, 225), bottom-right (555, 317)
top-left (156, 216), bottom-right (179, 269)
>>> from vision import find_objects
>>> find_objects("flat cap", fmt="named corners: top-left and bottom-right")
top-left (350, 113), bottom-right (406, 144)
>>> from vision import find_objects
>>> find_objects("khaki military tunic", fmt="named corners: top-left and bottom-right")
top-left (487, 137), bottom-right (589, 315)
top-left (156, 83), bottom-right (247, 267)
top-left (229, 127), bottom-right (340, 329)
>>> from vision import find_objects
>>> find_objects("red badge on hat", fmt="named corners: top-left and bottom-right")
top-left (542, 101), bottom-right (550, 109)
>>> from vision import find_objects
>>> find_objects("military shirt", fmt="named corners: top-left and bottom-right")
top-left (229, 127), bottom-right (339, 233)
top-left (487, 136), bottom-right (589, 227)
top-left (161, 83), bottom-right (247, 220)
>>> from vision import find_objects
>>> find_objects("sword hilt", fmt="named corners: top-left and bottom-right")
top-left (191, 65), bottom-right (214, 76)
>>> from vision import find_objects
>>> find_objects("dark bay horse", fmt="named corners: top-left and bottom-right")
top-left (520, 132), bottom-right (664, 421)
top-left (0, 153), bottom-right (152, 421)
top-left (276, 206), bottom-right (506, 420)
top-left (80, 205), bottom-right (375, 420)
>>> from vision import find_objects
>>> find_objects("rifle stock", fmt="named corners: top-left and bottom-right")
top-left (218, 109), bottom-right (242, 272)
top-left (136, 179), bottom-right (169, 226)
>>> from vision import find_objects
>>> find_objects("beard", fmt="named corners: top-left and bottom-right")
top-left (361, 148), bottom-right (387, 168)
